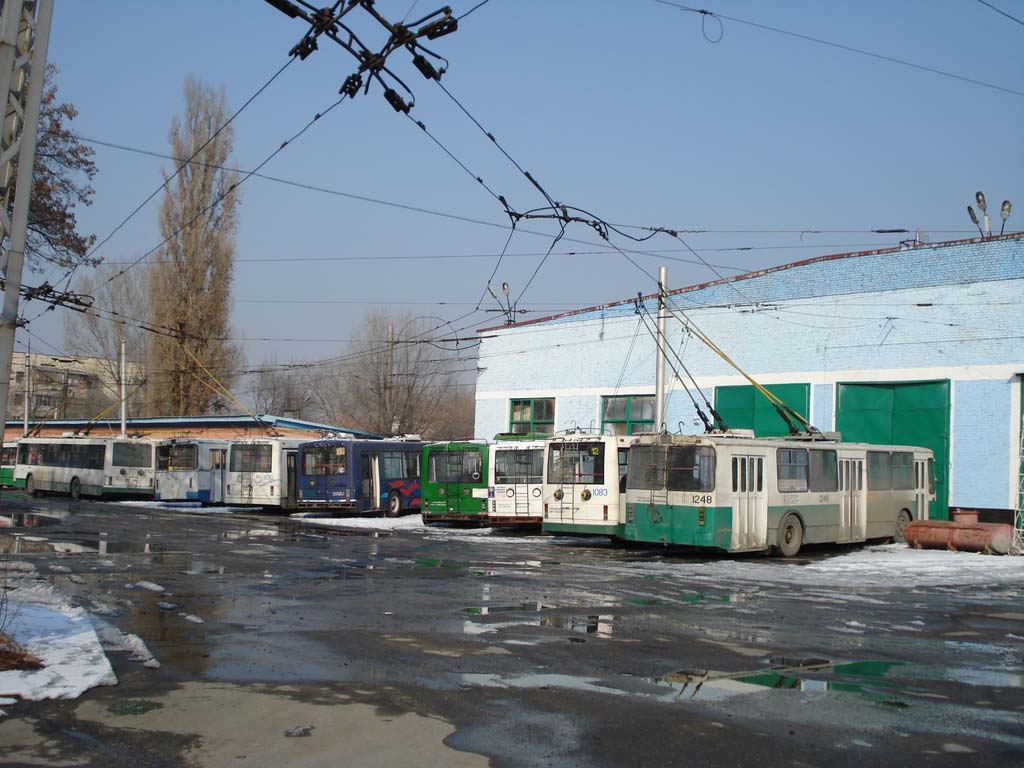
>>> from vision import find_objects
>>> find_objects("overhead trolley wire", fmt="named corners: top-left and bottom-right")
top-left (975, 0), bottom-right (1024, 28)
top-left (650, 0), bottom-right (1024, 98)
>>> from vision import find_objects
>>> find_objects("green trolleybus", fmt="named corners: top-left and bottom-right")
top-left (421, 441), bottom-right (490, 524)
top-left (14, 437), bottom-right (156, 499)
top-left (623, 432), bottom-right (934, 556)
top-left (1, 442), bottom-right (16, 487)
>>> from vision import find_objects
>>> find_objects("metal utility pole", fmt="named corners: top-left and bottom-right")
top-left (120, 336), bottom-right (127, 437)
top-left (654, 265), bottom-right (667, 431)
top-left (20, 335), bottom-right (26, 435)
top-left (0, 0), bottom-right (52, 438)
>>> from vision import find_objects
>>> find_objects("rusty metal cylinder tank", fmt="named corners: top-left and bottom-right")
top-left (904, 519), bottom-right (1014, 555)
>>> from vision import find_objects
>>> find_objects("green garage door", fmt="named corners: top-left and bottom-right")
top-left (836, 381), bottom-right (950, 520)
top-left (714, 383), bottom-right (810, 437)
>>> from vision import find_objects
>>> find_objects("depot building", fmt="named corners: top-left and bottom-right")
top-left (472, 233), bottom-right (1024, 521)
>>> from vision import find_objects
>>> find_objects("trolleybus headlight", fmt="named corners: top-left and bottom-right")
top-left (438, 487), bottom-right (446, 496)
top-left (553, 488), bottom-right (563, 500)
top-left (532, 488), bottom-right (541, 497)
top-left (581, 489), bottom-right (592, 501)
top-left (506, 488), bottom-right (515, 498)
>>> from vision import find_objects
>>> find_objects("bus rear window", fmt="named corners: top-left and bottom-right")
top-left (494, 448), bottom-right (543, 484)
top-left (157, 444), bottom-right (198, 471)
top-left (303, 445), bottom-right (346, 476)
top-left (427, 449), bottom-right (482, 483)
top-left (231, 445), bottom-right (273, 473)
top-left (113, 442), bottom-right (152, 468)
top-left (628, 445), bottom-right (715, 491)
top-left (1, 447), bottom-right (15, 465)
top-left (547, 442), bottom-right (605, 485)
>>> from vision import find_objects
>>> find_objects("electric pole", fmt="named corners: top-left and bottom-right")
top-left (654, 265), bottom-right (668, 432)
top-left (0, 0), bottom-right (53, 438)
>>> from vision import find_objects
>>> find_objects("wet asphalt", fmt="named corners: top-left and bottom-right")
top-left (1, 493), bottom-right (1022, 767)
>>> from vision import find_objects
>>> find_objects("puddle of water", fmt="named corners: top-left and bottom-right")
top-left (0, 511), bottom-right (66, 528)
top-left (463, 602), bottom-right (555, 615)
top-left (539, 614), bottom-right (615, 638)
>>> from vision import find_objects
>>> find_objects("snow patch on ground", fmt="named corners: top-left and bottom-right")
top-left (0, 585), bottom-right (117, 701)
top-left (295, 515), bottom-right (431, 532)
top-left (93, 620), bottom-right (160, 668)
top-left (616, 544), bottom-right (1024, 588)
top-left (130, 581), bottom-right (166, 593)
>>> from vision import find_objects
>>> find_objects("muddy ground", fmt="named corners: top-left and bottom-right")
top-left (1, 495), bottom-right (1022, 767)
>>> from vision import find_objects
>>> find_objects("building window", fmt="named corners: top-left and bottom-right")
top-left (601, 395), bottom-right (655, 435)
top-left (509, 398), bottom-right (554, 435)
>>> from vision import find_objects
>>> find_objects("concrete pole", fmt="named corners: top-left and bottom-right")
top-left (120, 336), bottom-right (127, 437)
top-left (654, 265), bottom-right (667, 431)
top-left (0, 0), bottom-right (51, 438)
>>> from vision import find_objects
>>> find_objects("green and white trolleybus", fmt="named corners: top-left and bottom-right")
top-left (623, 431), bottom-right (934, 556)
top-left (14, 436), bottom-right (156, 499)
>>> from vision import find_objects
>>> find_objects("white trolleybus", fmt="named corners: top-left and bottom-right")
top-left (225, 437), bottom-right (301, 510)
top-left (488, 436), bottom-right (547, 528)
top-left (14, 436), bottom-right (156, 499)
top-left (542, 431), bottom-right (633, 537)
top-left (154, 438), bottom-right (230, 504)
top-left (622, 431), bottom-right (935, 556)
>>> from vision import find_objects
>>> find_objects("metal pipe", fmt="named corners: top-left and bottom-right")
top-left (654, 265), bottom-right (667, 431)
top-left (904, 519), bottom-right (1014, 555)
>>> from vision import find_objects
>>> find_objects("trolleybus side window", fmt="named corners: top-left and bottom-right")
top-left (548, 442), bottom-right (605, 485)
top-left (231, 445), bottom-right (273, 473)
top-left (777, 448), bottom-right (808, 493)
top-left (867, 451), bottom-right (891, 490)
top-left (157, 443), bottom-right (198, 471)
top-left (113, 442), bottom-right (152, 468)
top-left (382, 450), bottom-right (418, 479)
top-left (1, 446), bottom-right (15, 465)
top-left (666, 446), bottom-right (715, 492)
top-left (808, 450), bottom-right (838, 492)
top-left (891, 452), bottom-right (913, 490)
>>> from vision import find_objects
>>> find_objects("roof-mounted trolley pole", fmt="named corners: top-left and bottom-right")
top-left (655, 266), bottom-right (668, 432)
top-left (0, 0), bottom-right (53, 440)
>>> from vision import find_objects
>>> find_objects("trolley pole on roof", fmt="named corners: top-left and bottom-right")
top-left (0, 0), bottom-right (53, 440)
top-left (655, 265), bottom-right (668, 431)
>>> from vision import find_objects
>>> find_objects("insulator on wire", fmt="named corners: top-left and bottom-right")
top-left (384, 88), bottom-right (412, 113)
top-left (290, 36), bottom-right (318, 60)
top-left (412, 54), bottom-right (442, 80)
top-left (339, 74), bottom-right (363, 97)
top-left (420, 16), bottom-right (457, 39)
top-left (264, 0), bottom-right (301, 18)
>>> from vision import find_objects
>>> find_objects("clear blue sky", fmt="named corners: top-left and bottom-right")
top-left (24, 0), bottom-right (1024, 365)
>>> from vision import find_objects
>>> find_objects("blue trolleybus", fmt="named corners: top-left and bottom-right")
top-left (297, 438), bottom-right (425, 516)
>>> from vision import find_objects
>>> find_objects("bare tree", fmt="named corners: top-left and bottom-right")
top-left (312, 310), bottom-right (477, 438)
top-left (15, 65), bottom-right (99, 272)
top-left (245, 358), bottom-right (312, 418)
top-left (63, 264), bottom-right (150, 416)
top-left (145, 76), bottom-right (240, 416)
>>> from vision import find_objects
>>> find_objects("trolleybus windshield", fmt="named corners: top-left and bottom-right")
top-left (548, 442), bottom-right (605, 485)
top-left (627, 445), bottom-right (715, 492)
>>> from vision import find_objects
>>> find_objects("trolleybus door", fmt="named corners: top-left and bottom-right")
top-left (284, 451), bottom-right (298, 510)
top-left (209, 449), bottom-right (226, 504)
top-left (731, 454), bottom-right (767, 550)
top-left (838, 458), bottom-right (866, 542)
top-left (361, 454), bottom-right (380, 512)
top-left (913, 458), bottom-right (929, 521)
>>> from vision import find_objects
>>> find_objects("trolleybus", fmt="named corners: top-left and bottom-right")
top-left (421, 441), bottom-right (490, 524)
top-left (225, 437), bottom-right (301, 509)
top-left (154, 438), bottom-right (230, 504)
top-left (297, 438), bottom-right (424, 516)
top-left (542, 431), bottom-right (633, 537)
top-left (14, 437), bottom-right (156, 499)
top-left (623, 431), bottom-right (934, 556)
top-left (1, 442), bottom-right (17, 487)
top-left (488, 436), bottom-right (547, 528)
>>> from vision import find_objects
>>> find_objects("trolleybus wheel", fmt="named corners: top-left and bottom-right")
top-left (893, 509), bottom-right (912, 543)
top-left (26, 474), bottom-right (38, 497)
top-left (777, 514), bottom-right (803, 558)
top-left (386, 492), bottom-right (402, 518)
top-left (69, 477), bottom-right (81, 501)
